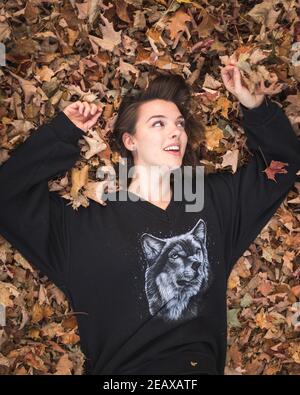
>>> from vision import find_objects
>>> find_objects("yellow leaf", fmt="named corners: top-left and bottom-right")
top-left (32, 303), bottom-right (44, 323)
top-left (70, 165), bottom-right (89, 199)
top-left (204, 125), bottom-right (224, 151)
top-left (28, 328), bottom-right (40, 340)
top-left (214, 96), bottom-right (231, 119)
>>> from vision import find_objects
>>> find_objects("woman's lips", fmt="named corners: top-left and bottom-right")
top-left (164, 150), bottom-right (181, 156)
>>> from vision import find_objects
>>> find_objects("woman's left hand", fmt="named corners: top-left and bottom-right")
top-left (221, 64), bottom-right (265, 110)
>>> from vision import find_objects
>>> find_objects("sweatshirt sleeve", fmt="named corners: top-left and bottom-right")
top-left (0, 111), bottom-right (84, 289)
top-left (206, 97), bottom-right (300, 277)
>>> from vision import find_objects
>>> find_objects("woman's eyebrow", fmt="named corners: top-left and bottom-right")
top-left (146, 115), bottom-right (184, 123)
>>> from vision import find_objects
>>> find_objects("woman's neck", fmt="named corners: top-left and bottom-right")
top-left (127, 166), bottom-right (172, 207)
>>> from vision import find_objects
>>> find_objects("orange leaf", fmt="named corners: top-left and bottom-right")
top-left (166, 9), bottom-right (191, 41)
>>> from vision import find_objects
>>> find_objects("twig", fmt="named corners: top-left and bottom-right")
top-left (258, 145), bottom-right (269, 168)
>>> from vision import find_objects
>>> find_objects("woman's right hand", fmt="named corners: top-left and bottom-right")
top-left (63, 101), bottom-right (103, 132)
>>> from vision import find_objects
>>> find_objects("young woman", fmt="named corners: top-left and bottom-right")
top-left (0, 66), bottom-right (299, 375)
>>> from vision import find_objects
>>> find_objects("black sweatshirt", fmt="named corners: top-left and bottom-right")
top-left (0, 98), bottom-right (299, 375)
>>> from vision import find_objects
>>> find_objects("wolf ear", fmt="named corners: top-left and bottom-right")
top-left (140, 234), bottom-right (166, 264)
top-left (190, 218), bottom-right (206, 244)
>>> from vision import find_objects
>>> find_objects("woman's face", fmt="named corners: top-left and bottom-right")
top-left (122, 99), bottom-right (188, 171)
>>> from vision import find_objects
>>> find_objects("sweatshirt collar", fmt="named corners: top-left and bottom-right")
top-left (116, 184), bottom-right (184, 223)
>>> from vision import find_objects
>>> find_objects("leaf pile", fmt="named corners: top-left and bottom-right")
top-left (0, 0), bottom-right (299, 375)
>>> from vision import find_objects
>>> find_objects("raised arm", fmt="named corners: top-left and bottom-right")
top-left (207, 66), bottom-right (300, 276)
top-left (0, 101), bottom-right (102, 288)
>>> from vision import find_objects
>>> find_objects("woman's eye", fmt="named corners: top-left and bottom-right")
top-left (152, 121), bottom-right (164, 127)
top-left (152, 120), bottom-right (185, 128)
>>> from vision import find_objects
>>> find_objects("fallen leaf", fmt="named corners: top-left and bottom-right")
top-left (263, 160), bottom-right (289, 182)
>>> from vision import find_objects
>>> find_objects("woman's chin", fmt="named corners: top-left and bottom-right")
top-left (166, 161), bottom-right (182, 171)
top-left (150, 160), bottom-right (182, 173)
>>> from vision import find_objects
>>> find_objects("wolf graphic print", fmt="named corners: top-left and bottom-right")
top-left (140, 218), bottom-right (211, 322)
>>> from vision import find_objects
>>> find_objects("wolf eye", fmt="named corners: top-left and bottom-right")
top-left (171, 253), bottom-right (178, 259)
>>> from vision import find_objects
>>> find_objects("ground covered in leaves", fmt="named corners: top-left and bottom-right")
top-left (0, 0), bottom-right (300, 375)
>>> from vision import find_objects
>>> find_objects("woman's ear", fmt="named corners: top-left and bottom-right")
top-left (122, 132), bottom-right (136, 152)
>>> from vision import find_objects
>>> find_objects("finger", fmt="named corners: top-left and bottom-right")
top-left (221, 71), bottom-right (233, 87)
top-left (221, 66), bottom-right (234, 80)
top-left (85, 110), bottom-right (102, 130)
top-left (81, 102), bottom-right (87, 117)
top-left (233, 67), bottom-right (242, 89)
top-left (224, 65), bottom-right (242, 89)
top-left (92, 110), bottom-right (102, 122)
top-left (67, 106), bottom-right (77, 113)
top-left (72, 101), bottom-right (81, 109)
top-left (222, 65), bottom-right (235, 71)
top-left (77, 102), bottom-right (84, 115)
top-left (64, 101), bottom-right (77, 113)
top-left (94, 104), bottom-right (104, 115)
top-left (90, 103), bottom-right (97, 115)
top-left (221, 71), bottom-right (231, 84)
top-left (221, 66), bottom-right (235, 78)
top-left (88, 110), bottom-right (102, 127)
top-left (83, 102), bottom-right (90, 118)
top-left (69, 102), bottom-right (82, 113)
top-left (229, 54), bottom-right (238, 65)
top-left (259, 79), bottom-right (264, 92)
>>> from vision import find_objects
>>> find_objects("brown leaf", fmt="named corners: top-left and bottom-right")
top-left (166, 9), bottom-right (192, 41)
top-left (54, 354), bottom-right (73, 375)
top-left (204, 125), bottom-right (224, 151)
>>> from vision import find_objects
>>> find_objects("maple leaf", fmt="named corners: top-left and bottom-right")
top-left (88, 14), bottom-right (121, 53)
top-left (166, 9), bottom-right (191, 41)
top-left (263, 160), bottom-right (289, 182)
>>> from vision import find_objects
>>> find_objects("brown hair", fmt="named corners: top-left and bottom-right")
top-left (108, 73), bottom-right (205, 188)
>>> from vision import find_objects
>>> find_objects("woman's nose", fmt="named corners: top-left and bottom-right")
top-left (170, 128), bottom-right (181, 138)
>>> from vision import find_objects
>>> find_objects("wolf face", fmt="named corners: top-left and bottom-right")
top-left (140, 218), bottom-right (210, 322)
